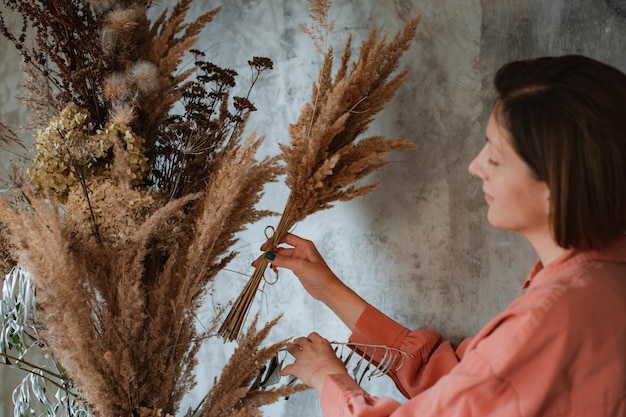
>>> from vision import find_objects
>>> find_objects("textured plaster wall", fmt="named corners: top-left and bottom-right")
top-left (1, 1), bottom-right (625, 416)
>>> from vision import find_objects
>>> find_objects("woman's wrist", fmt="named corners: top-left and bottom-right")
top-left (321, 279), bottom-right (368, 331)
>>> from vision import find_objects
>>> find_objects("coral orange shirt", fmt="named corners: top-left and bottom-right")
top-left (320, 236), bottom-right (626, 416)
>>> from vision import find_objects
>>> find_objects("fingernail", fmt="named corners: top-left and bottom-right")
top-left (265, 251), bottom-right (276, 261)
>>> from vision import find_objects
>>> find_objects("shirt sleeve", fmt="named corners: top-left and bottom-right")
top-left (320, 247), bottom-right (626, 417)
top-left (320, 305), bottom-right (520, 417)
top-left (319, 351), bottom-right (520, 417)
top-left (320, 374), bottom-right (402, 417)
top-left (348, 304), bottom-right (472, 398)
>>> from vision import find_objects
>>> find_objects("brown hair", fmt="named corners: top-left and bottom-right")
top-left (493, 55), bottom-right (626, 249)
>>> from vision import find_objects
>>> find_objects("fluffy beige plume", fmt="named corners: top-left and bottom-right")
top-left (0, 129), bottom-right (283, 415)
top-left (201, 315), bottom-right (308, 417)
top-left (104, 72), bottom-right (129, 100)
top-left (219, 1), bottom-right (419, 341)
top-left (131, 60), bottom-right (160, 94)
top-left (110, 102), bottom-right (136, 125)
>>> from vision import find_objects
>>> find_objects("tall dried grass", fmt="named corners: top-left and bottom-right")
top-left (0, 0), bottom-right (296, 416)
top-left (219, 1), bottom-right (419, 341)
top-left (0, 0), bottom-right (418, 414)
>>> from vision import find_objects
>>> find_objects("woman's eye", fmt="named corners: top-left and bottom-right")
top-left (487, 158), bottom-right (499, 166)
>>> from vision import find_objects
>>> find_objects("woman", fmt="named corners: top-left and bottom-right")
top-left (260, 55), bottom-right (626, 416)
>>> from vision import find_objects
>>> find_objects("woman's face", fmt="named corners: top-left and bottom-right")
top-left (468, 111), bottom-right (551, 239)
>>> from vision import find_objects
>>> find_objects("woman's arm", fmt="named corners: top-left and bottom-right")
top-left (260, 232), bottom-right (368, 331)
top-left (261, 233), bottom-right (467, 397)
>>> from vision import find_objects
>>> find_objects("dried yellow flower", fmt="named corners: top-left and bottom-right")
top-left (28, 104), bottom-right (149, 201)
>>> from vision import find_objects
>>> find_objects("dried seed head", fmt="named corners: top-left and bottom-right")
top-left (105, 7), bottom-right (142, 32)
top-left (104, 73), bottom-right (130, 100)
top-left (100, 27), bottom-right (118, 53)
top-left (110, 103), bottom-right (136, 126)
top-left (130, 61), bottom-right (160, 94)
top-left (86, 0), bottom-right (116, 15)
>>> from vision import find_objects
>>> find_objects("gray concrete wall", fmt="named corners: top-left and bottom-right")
top-left (1, 1), bottom-right (625, 416)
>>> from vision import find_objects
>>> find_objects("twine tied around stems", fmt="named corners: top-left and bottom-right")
top-left (218, 212), bottom-right (295, 341)
top-left (262, 225), bottom-right (279, 285)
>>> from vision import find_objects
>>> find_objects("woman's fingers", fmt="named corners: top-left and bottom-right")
top-left (283, 334), bottom-right (331, 362)
top-left (251, 246), bottom-right (295, 266)
top-left (281, 233), bottom-right (311, 247)
top-left (274, 247), bottom-right (295, 258)
top-left (285, 341), bottom-right (304, 355)
top-left (260, 232), bottom-right (310, 252)
top-left (280, 333), bottom-right (348, 391)
top-left (294, 336), bottom-right (311, 349)
top-left (307, 332), bottom-right (324, 342)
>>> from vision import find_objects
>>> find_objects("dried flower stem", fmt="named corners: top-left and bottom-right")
top-left (219, 211), bottom-right (293, 339)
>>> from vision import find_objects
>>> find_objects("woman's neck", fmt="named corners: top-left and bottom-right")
top-left (525, 232), bottom-right (567, 267)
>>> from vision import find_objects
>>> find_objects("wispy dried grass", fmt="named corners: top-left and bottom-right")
top-left (0, 128), bottom-right (284, 415)
top-left (18, 65), bottom-right (64, 130)
top-left (0, 127), bottom-right (283, 416)
top-left (219, 1), bottom-right (419, 341)
top-left (0, 1), bottom-right (295, 416)
top-left (200, 315), bottom-right (307, 417)
top-left (0, 0), bottom-right (417, 413)
top-left (142, 1), bottom-right (222, 142)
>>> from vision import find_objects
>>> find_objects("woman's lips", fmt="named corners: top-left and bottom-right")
top-left (483, 189), bottom-right (494, 202)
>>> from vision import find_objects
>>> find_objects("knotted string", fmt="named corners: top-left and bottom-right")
top-left (218, 211), bottom-right (295, 341)
top-left (262, 225), bottom-right (279, 285)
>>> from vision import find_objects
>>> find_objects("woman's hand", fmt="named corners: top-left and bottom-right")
top-left (256, 233), bottom-right (339, 302)
top-left (254, 233), bottom-right (368, 330)
top-left (281, 332), bottom-right (349, 392)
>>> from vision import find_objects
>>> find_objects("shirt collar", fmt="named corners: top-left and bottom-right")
top-left (520, 234), bottom-right (626, 290)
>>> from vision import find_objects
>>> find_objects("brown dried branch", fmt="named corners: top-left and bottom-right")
top-left (143, 3), bottom-right (222, 142)
top-left (0, 0), bottom-right (104, 124)
top-left (153, 53), bottom-right (274, 199)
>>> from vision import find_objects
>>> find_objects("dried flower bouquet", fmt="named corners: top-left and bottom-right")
top-left (219, 2), bottom-right (420, 341)
top-left (0, 0), bottom-right (420, 415)
top-left (0, 0), bottom-right (300, 416)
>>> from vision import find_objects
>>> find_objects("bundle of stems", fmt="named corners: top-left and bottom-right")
top-left (219, 3), bottom-right (420, 341)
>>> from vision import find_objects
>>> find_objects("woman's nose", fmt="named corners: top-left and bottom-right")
top-left (468, 147), bottom-right (487, 179)
top-left (468, 158), bottom-right (479, 177)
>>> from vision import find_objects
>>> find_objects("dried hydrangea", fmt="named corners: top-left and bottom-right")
top-left (28, 104), bottom-right (149, 201)
top-left (28, 103), bottom-right (91, 197)
top-left (97, 121), bottom-right (149, 183)
top-left (66, 177), bottom-right (160, 247)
